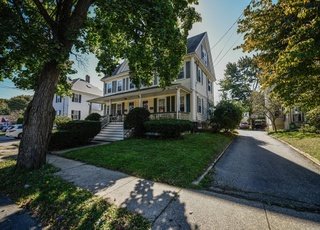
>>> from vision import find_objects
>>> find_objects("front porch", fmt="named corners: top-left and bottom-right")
top-left (89, 84), bottom-right (192, 121)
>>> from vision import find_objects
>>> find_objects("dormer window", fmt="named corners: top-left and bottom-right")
top-left (107, 83), bottom-right (112, 94)
top-left (117, 80), bottom-right (123, 92)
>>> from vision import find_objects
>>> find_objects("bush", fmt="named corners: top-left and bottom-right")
top-left (124, 108), bottom-right (150, 137)
top-left (85, 113), bottom-right (101, 121)
top-left (144, 119), bottom-right (193, 138)
top-left (55, 116), bottom-right (71, 129)
top-left (49, 120), bottom-right (101, 150)
top-left (16, 116), bottom-right (24, 124)
top-left (210, 101), bottom-right (242, 132)
top-left (299, 124), bottom-right (317, 133)
top-left (306, 106), bottom-right (320, 130)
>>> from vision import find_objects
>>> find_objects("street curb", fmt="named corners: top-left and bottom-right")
top-left (269, 135), bottom-right (320, 168)
top-left (192, 136), bottom-right (235, 185)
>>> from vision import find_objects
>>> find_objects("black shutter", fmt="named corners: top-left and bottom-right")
top-left (79, 94), bottom-right (82, 103)
top-left (79, 110), bottom-right (81, 120)
top-left (153, 98), bottom-right (157, 113)
top-left (72, 93), bottom-right (75, 102)
top-left (186, 94), bottom-right (190, 112)
top-left (126, 78), bottom-right (129, 90)
top-left (166, 96), bottom-right (170, 112)
top-left (186, 61), bottom-right (190, 78)
top-left (122, 102), bottom-right (125, 114)
top-left (171, 96), bottom-right (175, 112)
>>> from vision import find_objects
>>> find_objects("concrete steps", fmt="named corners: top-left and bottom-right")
top-left (92, 122), bottom-right (124, 143)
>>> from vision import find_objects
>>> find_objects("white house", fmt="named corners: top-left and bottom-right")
top-left (89, 32), bottom-right (216, 123)
top-left (53, 75), bottom-right (103, 120)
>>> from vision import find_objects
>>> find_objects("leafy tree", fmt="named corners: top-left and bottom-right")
top-left (210, 101), bottom-right (243, 132)
top-left (7, 95), bottom-right (32, 112)
top-left (0, 0), bottom-right (200, 169)
top-left (238, 0), bottom-right (320, 109)
top-left (250, 91), bottom-right (282, 132)
top-left (305, 106), bottom-right (320, 130)
top-left (220, 56), bottom-right (260, 110)
top-left (85, 113), bottom-right (101, 121)
top-left (0, 99), bottom-right (9, 115)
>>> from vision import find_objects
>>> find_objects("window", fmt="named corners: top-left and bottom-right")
top-left (117, 104), bottom-right (122, 115)
top-left (72, 93), bottom-right (81, 103)
top-left (208, 79), bottom-right (211, 92)
top-left (56, 110), bottom-right (62, 116)
top-left (143, 101), bottom-right (148, 110)
top-left (153, 75), bottom-right (158, 85)
top-left (197, 65), bottom-right (201, 82)
top-left (158, 99), bottom-right (165, 113)
top-left (117, 80), bottom-right (123, 92)
top-left (129, 102), bottom-right (134, 111)
top-left (55, 95), bottom-right (62, 103)
top-left (201, 45), bottom-right (208, 66)
top-left (178, 66), bottom-right (184, 79)
top-left (197, 97), bottom-right (202, 113)
top-left (107, 83), bottom-right (112, 94)
top-left (180, 96), bottom-right (185, 112)
top-left (71, 110), bottom-right (81, 120)
top-left (186, 61), bottom-right (191, 79)
top-left (129, 79), bottom-right (135, 89)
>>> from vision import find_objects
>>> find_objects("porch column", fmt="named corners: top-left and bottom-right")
top-left (89, 102), bottom-right (92, 114)
top-left (139, 94), bottom-right (142, 107)
top-left (176, 88), bottom-right (180, 119)
top-left (190, 57), bottom-right (197, 121)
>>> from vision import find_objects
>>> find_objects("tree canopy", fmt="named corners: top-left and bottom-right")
top-left (238, 0), bottom-right (320, 109)
top-left (220, 56), bottom-right (259, 109)
top-left (0, 95), bottom-right (32, 115)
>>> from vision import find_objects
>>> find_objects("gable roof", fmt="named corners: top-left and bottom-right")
top-left (103, 32), bottom-right (207, 79)
top-left (70, 78), bottom-right (102, 96)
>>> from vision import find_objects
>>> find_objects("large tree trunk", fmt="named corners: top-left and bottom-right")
top-left (16, 61), bottom-right (60, 170)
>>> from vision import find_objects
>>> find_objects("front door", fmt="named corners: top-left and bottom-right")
top-left (111, 104), bottom-right (117, 116)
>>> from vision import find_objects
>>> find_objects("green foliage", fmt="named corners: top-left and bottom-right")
top-left (210, 101), bottom-right (243, 131)
top-left (0, 95), bottom-right (32, 115)
top-left (0, 161), bottom-right (150, 229)
top-left (16, 116), bottom-right (23, 124)
top-left (124, 108), bottom-right (150, 137)
top-left (220, 56), bottom-right (260, 108)
top-left (144, 119), bottom-right (193, 138)
top-left (50, 121), bottom-right (101, 150)
top-left (0, 99), bottom-right (9, 115)
top-left (306, 106), bottom-right (320, 130)
top-left (85, 112), bottom-right (101, 121)
top-left (299, 124), bottom-right (317, 134)
top-left (238, 0), bottom-right (320, 109)
top-left (54, 116), bottom-right (72, 130)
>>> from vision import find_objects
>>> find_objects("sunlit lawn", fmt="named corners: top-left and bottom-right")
top-left (63, 132), bottom-right (233, 187)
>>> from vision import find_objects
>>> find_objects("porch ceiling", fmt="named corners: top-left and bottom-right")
top-left (88, 84), bottom-right (190, 104)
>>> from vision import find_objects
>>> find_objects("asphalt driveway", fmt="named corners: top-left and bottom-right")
top-left (209, 130), bottom-right (320, 211)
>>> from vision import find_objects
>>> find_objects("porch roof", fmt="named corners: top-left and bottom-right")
top-left (88, 84), bottom-right (191, 104)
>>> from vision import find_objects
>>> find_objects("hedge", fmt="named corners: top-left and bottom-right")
top-left (49, 120), bottom-right (101, 150)
top-left (85, 113), bottom-right (101, 121)
top-left (124, 108), bottom-right (150, 137)
top-left (144, 119), bottom-right (193, 138)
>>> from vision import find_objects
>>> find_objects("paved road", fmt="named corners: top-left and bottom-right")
top-left (210, 130), bottom-right (320, 211)
top-left (0, 136), bottom-right (19, 145)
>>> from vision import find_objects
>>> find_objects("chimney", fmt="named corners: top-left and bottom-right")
top-left (85, 75), bottom-right (90, 83)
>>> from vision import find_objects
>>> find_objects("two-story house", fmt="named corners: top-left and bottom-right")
top-left (89, 32), bottom-right (215, 123)
top-left (53, 75), bottom-right (103, 120)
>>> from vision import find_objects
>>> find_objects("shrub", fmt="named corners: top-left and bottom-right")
top-left (124, 108), bottom-right (150, 137)
top-left (85, 113), bottom-right (101, 121)
top-left (144, 119), bottom-right (193, 138)
top-left (306, 106), bottom-right (320, 130)
top-left (210, 101), bottom-right (242, 132)
top-left (55, 116), bottom-right (71, 129)
top-left (49, 121), bottom-right (101, 150)
top-left (299, 124), bottom-right (317, 133)
top-left (16, 116), bottom-right (24, 124)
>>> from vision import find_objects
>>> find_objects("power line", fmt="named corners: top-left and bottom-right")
top-left (214, 36), bottom-right (242, 66)
top-left (213, 26), bottom-right (238, 63)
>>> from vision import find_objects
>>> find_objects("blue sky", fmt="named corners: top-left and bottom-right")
top-left (0, 0), bottom-right (251, 102)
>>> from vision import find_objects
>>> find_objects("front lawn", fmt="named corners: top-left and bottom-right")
top-left (63, 133), bottom-right (233, 187)
top-left (270, 131), bottom-right (320, 161)
top-left (0, 160), bottom-right (149, 229)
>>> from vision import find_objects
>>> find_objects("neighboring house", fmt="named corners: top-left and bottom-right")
top-left (89, 32), bottom-right (216, 123)
top-left (53, 75), bottom-right (103, 120)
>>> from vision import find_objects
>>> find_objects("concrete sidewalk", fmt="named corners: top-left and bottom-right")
top-left (47, 154), bottom-right (320, 229)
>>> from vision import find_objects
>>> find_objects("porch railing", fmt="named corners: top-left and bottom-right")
top-left (150, 112), bottom-right (191, 121)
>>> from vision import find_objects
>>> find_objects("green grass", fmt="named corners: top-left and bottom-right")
top-left (0, 160), bottom-right (150, 229)
top-left (63, 133), bottom-right (233, 187)
top-left (0, 132), bottom-right (5, 136)
top-left (270, 131), bottom-right (320, 161)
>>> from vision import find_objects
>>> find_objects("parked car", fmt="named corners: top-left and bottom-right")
top-left (252, 120), bottom-right (266, 130)
top-left (2, 125), bottom-right (13, 132)
top-left (239, 122), bottom-right (250, 129)
top-left (6, 125), bottom-right (23, 139)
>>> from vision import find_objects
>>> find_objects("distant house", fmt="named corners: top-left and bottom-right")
top-left (89, 32), bottom-right (216, 123)
top-left (53, 75), bottom-right (103, 120)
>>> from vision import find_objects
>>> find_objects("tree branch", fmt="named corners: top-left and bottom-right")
top-left (32, 0), bottom-right (56, 29)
